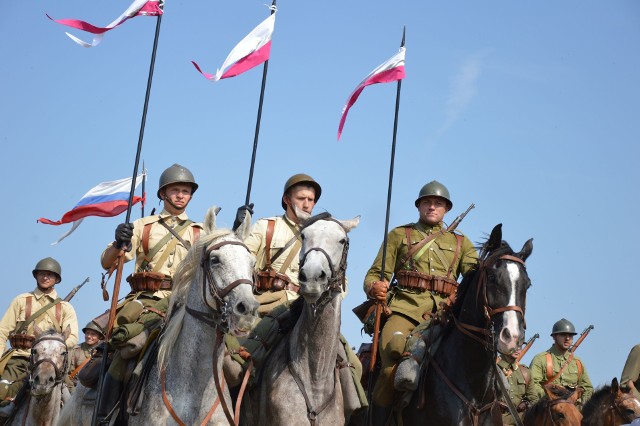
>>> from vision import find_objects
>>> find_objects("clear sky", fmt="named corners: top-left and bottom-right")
top-left (1, 1), bottom-right (639, 389)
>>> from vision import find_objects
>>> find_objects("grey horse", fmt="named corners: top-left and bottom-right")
top-left (58, 206), bottom-right (258, 425)
top-left (242, 212), bottom-right (359, 426)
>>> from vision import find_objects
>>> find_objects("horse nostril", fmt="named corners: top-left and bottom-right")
top-left (319, 271), bottom-right (326, 279)
top-left (236, 302), bottom-right (247, 315)
top-left (299, 271), bottom-right (307, 282)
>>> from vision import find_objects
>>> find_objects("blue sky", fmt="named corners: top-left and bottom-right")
top-left (1, 1), bottom-right (639, 388)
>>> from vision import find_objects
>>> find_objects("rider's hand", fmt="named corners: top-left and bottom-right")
top-left (517, 401), bottom-right (529, 412)
top-left (368, 280), bottom-right (389, 302)
top-left (115, 223), bottom-right (134, 251)
top-left (232, 203), bottom-right (254, 231)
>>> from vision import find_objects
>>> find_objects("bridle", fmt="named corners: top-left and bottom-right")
top-left (544, 396), bottom-right (581, 426)
top-left (29, 333), bottom-right (68, 388)
top-left (184, 239), bottom-right (254, 333)
top-left (453, 253), bottom-right (527, 350)
top-left (611, 391), bottom-right (639, 424)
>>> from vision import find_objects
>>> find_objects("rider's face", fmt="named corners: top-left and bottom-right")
top-left (284, 186), bottom-right (316, 221)
top-left (161, 183), bottom-right (193, 214)
top-left (553, 333), bottom-right (574, 351)
top-left (417, 196), bottom-right (449, 226)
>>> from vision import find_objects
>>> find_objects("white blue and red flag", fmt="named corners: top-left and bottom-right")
top-left (192, 11), bottom-right (276, 82)
top-left (38, 174), bottom-right (145, 244)
top-left (47, 0), bottom-right (163, 48)
top-left (337, 47), bottom-right (406, 140)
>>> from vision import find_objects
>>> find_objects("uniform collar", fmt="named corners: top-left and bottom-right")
top-left (33, 287), bottom-right (59, 300)
top-left (415, 221), bottom-right (444, 234)
top-left (497, 356), bottom-right (518, 371)
top-left (549, 345), bottom-right (570, 358)
top-left (281, 214), bottom-right (300, 230)
top-left (158, 209), bottom-right (189, 222)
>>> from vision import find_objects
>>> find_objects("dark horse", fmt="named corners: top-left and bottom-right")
top-left (400, 223), bottom-right (533, 425)
top-left (581, 378), bottom-right (640, 426)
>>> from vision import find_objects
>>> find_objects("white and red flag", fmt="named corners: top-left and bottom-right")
top-left (337, 46), bottom-right (406, 140)
top-left (47, 0), bottom-right (163, 48)
top-left (38, 174), bottom-right (145, 244)
top-left (192, 12), bottom-right (276, 82)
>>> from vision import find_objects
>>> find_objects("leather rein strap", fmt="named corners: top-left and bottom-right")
top-left (29, 334), bottom-right (68, 386)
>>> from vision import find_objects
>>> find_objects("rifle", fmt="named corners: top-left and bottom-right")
top-left (570, 325), bottom-right (594, 353)
top-left (515, 333), bottom-right (539, 363)
top-left (63, 277), bottom-right (90, 302)
top-left (446, 203), bottom-right (475, 233)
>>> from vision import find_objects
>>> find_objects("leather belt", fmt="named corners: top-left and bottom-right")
top-left (395, 270), bottom-right (458, 296)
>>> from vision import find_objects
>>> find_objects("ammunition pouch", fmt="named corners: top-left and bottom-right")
top-left (126, 272), bottom-right (171, 292)
top-left (256, 270), bottom-right (299, 293)
top-left (9, 333), bottom-right (35, 350)
top-left (395, 270), bottom-right (458, 297)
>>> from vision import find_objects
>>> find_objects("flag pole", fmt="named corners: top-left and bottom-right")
top-left (91, 10), bottom-right (164, 426)
top-left (141, 161), bottom-right (146, 218)
top-left (366, 26), bottom-right (405, 426)
top-left (243, 0), bottom-right (276, 207)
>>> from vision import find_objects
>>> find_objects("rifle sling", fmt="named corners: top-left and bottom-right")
top-left (17, 297), bottom-right (63, 334)
top-left (400, 226), bottom-right (446, 267)
top-left (158, 218), bottom-right (191, 249)
top-left (270, 221), bottom-right (301, 264)
top-left (140, 219), bottom-right (192, 271)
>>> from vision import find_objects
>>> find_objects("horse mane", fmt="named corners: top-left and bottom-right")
top-left (524, 386), bottom-right (577, 424)
top-left (158, 227), bottom-right (234, 369)
top-left (581, 384), bottom-right (612, 425)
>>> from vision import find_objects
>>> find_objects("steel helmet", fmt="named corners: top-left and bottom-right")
top-left (415, 180), bottom-right (453, 210)
top-left (157, 164), bottom-right (199, 199)
top-left (281, 173), bottom-right (322, 210)
top-left (32, 257), bottom-right (62, 283)
top-left (82, 321), bottom-right (105, 338)
top-left (551, 318), bottom-right (577, 336)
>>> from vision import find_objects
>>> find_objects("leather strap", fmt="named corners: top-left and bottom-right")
top-left (158, 217), bottom-right (191, 249)
top-left (68, 355), bottom-right (92, 380)
top-left (279, 239), bottom-right (302, 275)
top-left (494, 361), bottom-right (524, 426)
top-left (142, 223), bottom-right (152, 256)
top-left (446, 234), bottom-right (464, 279)
top-left (265, 219), bottom-right (275, 270)
top-left (17, 297), bottom-right (63, 334)
top-left (401, 226), bottom-right (445, 267)
top-left (545, 352), bottom-right (578, 385)
top-left (25, 297), bottom-right (32, 321)
top-left (161, 367), bottom-right (221, 426)
top-left (140, 219), bottom-right (193, 271)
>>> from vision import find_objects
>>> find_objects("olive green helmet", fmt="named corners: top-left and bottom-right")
top-left (551, 318), bottom-right (577, 336)
top-left (82, 321), bottom-right (105, 338)
top-left (32, 257), bottom-right (62, 283)
top-left (415, 180), bottom-right (453, 210)
top-left (281, 173), bottom-right (322, 210)
top-left (157, 164), bottom-right (199, 199)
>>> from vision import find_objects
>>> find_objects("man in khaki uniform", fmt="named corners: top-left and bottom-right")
top-left (497, 348), bottom-right (534, 425)
top-left (526, 319), bottom-right (593, 407)
top-left (0, 257), bottom-right (78, 417)
top-left (96, 164), bottom-right (202, 422)
top-left (364, 180), bottom-right (478, 419)
top-left (67, 321), bottom-right (104, 389)
top-left (621, 344), bottom-right (640, 399)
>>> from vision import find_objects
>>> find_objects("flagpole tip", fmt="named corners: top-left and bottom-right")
top-left (401, 26), bottom-right (406, 47)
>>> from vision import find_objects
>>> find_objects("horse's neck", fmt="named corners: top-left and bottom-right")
top-left (27, 387), bottom-right (61, 426)
top-left (289, 294), bottom-right (341, 384)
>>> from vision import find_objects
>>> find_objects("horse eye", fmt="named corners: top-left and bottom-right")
top-left (210, 256), bottom-right (220, 265)
top-left (300, 234), bottom-right (306, 241)
top-left (31, 349), bottom-right (38, 355)
top-left (339, 238), bottom-right (346, 245)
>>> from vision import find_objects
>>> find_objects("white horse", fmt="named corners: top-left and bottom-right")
top-left (242, 212), bottom-right (359, 426)
top-left (8, 325), bottom-right (71, 426)
top-left (58, 206), bottom-right (259, 425)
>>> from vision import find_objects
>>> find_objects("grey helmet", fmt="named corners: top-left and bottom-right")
top-left (157, 164), bottom-right (198, 199)
top-left (551, 318), bottom-right (577, 336)
top-left (32, 257), bottom-right (62, 283)
top-left (82, 321), bottom-right (105, 339)
top-left (415, 180), bottom-right (452, 210)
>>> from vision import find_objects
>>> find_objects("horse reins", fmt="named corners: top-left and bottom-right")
top-left (29, 334), bottom-right (68, 388)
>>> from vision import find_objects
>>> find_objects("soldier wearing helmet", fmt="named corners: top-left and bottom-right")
top-left (0, 257), bottom-right (78, 413)
top-left (363, 180), bottom-right (478, 418)
top-left (96, 164), bottom-right (203, 422)
top-left (526, 318), bottom-right (593, 407)
top-left (67, 321), bottom-right (105, 388)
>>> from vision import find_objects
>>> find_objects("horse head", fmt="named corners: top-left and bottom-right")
top-left (542, 384), bottom-right (583, 425)
top-left (612, 378), bottom-right (640, 423)
top-left (298, 212), bottom-right (359, 304)
top-left (29, 325), bottom-right (70, 397)
top-left (480, 223), bottom-right (533, 355)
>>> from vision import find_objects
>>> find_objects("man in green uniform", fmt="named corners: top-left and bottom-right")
top-left (621, 344), bottom-right (640, 399)
top-left (67, 321), bottom-right (104, 389)
top-left (96, 164), bottom-right (202, 422)
top-left (231, 173), bottom-right (366, 419)
top-left (497, 348), bottom-right (534, 425)
top-left (526, 319), bottom-right (593, 408)
top-left (364, 180), bottom-right (478, 419)
top-left (0, 257), bottom-right (78, 417)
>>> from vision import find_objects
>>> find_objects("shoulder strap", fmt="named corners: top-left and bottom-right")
top-left (278, 239), bottom-right (302, 275)
top-left (545, 353), bottom-right (554, 382)
top-left (140, 219), bottom-right (193, 271)
top-left (17, 297), bottom-right (63, 334)
top-left (150, 222), bottom-right (193, 273)
top-left (446, 234), bottom-right (464, 279)
top-left (25, 296), bottom-right (33, 321)
top-left (264, 219), bottom-right (275, 270)
top-left (519, 364), bottom-right (531, 386)
top-left (193, 226), bottom-right (200, 243)
top-left (400, 226), bottom-right (445, 268)
top-left (142, 223), bottom-right (153, 256)
top-left (546, 352), bottom-right (576, 385)
top-left (56, 303), bottom-right (62, 326)
top-left (576, 359), bottom-right (583, 381)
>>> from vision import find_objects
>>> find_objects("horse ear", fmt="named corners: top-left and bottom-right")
top-left (516, 238), bottom-right (533, 262)
top-left (234, 211), bottom-right (252, 240)
top-left (33, 324), bottom-right (43, 338)
top-left (63, 324), bottom-right (71, 341)
top-left (611, 377), bottom-right (620, 394)
top-left (203, 206), bottom-right (220, 234)
top-left (486, 224), bottom-right (503, 252)
top-left (340, 216), bottom-right (360, 232)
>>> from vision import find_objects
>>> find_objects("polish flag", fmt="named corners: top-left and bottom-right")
top-left (38, 174), bottom-right (145, 244)
top-left (47, 0), bottom-right (163, 48)
top-left (192, 13), bottom-right (275, 82)
top-left (337, 47), bottom-right (406, 140)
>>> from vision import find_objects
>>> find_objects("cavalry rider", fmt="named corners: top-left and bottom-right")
top-left (363, 180), bottom-right (478, 420)
top-left (621, 344), bottom-right (640, 399)
top-left (497, 347), bottom-right (534, 425)
top-left (230, 173), bottom-right (367, 418)
top-left (526, 318), bottom-right (593, 408)
top-left (67, 321), bottom-right (105, 389)
top-left (97, 163), bottom-right (202, 422)
top-left (0, 257), bottom-right (78, 417)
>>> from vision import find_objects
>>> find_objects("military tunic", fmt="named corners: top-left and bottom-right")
top-left (365, 221), bottom-right (477, 407)
top-left (68, 342), bottom-right (97, 385)
top-left (497, 357), bottom-right (533, 425)
top-left (0, 288), bottom-right (78, 400)
top-left (621, 344), bottom-right (640, 399)
top-left (526, 345), bottom-right (593, 404)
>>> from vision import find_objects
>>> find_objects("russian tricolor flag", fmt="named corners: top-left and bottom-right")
top-left (38, 174), bottom-right (145, 244)
top-left (192, 12), bottom-right (275, 82)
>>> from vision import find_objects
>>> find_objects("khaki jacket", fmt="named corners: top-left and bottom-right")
top-left (0, 288), bottom-right (78, 357)
top-left (497, 356), bottom-right (533, 425)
